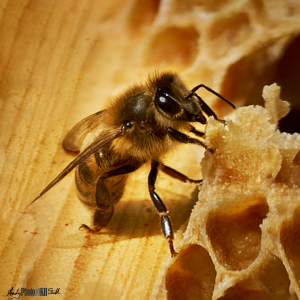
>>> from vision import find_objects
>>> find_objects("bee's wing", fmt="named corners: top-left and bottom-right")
top-left (63, 110), bottom-right (107, 152)
top-left (27, 126), bottom-right (124, 208)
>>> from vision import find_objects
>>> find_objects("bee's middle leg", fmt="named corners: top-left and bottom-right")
top-left (160, 163), bottom-right (202, 184)
top-left (148, 160), bottom-right (178, 257)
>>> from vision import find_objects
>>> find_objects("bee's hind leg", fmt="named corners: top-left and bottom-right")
top-left (80, 163), bottom-right (142, 233)
top-left (79, 208), bottom-right (114, 233)
top-left (79, 177), bottom-right (115, 233)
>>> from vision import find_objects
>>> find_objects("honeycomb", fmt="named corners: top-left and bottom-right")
top-left (1, 0), bottom-right (300, 299)
top-left (164, 84), bottom-right (300, 299)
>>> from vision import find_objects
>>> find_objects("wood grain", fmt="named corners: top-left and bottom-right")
top-left (2, 1), bottom-right (298, 299)
top-left (0, 1), bottom-right (202, 299)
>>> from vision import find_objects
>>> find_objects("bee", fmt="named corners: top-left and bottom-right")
top-left (28, 72), bottom-right (235, 257)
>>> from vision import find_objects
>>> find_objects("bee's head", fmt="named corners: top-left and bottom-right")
top-left (151, 72), bottom-right (207, 125)
top-left (154, 87), bottom-right (207, 124)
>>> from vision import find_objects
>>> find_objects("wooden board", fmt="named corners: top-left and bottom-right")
top-left (0, 1), bottom-right (204, 299)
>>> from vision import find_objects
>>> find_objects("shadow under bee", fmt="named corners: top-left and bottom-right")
top-left (52, 181), bottom-right (198, 249)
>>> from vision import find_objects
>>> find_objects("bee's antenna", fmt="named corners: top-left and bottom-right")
top-left (187, 84), bottom-right (236, 109)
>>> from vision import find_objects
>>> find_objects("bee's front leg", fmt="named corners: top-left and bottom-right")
top-left (167, 127), bottom-right (214, 154)
top-left (148, 160), bottom-right (177, 257)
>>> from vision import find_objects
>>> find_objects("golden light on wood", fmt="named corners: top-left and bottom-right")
top-left (1, 0), bottom-right (300, 299)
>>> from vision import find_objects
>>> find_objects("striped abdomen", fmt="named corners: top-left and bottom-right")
top-left (75, 146), bottom-right (128, 209)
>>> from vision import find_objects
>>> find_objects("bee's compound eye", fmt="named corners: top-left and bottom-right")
top-left (155, 91), bottom-right (182, 117)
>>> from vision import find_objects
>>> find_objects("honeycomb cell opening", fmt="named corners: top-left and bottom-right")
top-left (275, 35), bottom-right (300, 133)
top-left (144, 26), bottom-right (199, 71)
top-left (220, 34), bottom-right (300, 129)
top-left (206, 199), bottom-right (269, 271)
top-left (281, 208), bottom-right (300, 284)
top-left (293, 150), bottom-right (300, 165)
top-left (219, 255), bottom-right (292, 300)
top-left (165, 244), bottom-right (216, 300)
top-left (127, 0), bottom-right (160, 33)
top-left (207, 12), bottom-right (252, 59)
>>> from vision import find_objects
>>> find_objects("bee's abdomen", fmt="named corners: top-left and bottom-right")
top-left (75, 155), bottom-right (100, 208)
top-left (75, 148), bottom-right (129, 208)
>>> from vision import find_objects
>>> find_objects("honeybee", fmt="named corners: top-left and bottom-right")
top-left (28, 72), bottom-right (235, 256)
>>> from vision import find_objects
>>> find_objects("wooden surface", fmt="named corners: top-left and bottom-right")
top-left (3, 1), bottom-right (299, 299)
top-left (0, 1), bottom-right (203, 299)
